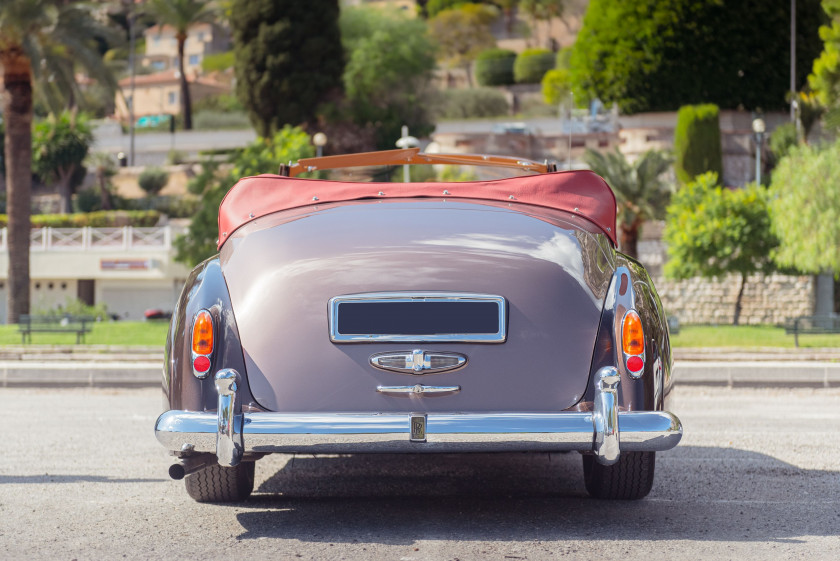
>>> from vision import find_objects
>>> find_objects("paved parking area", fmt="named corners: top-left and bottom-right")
top-left (1, 385), bottom-right (838, 560)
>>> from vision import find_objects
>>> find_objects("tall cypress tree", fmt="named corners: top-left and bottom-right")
top-left (231, 0), bottom-right (344, 136)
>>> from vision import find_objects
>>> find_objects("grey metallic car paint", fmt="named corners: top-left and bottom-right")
top-left (219, 199), bottom-right (614, 413)
top-left (163, 199), bottom-right (674, 421)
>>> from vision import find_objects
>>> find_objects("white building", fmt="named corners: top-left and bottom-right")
top-left (0, 226), bottom-right (192, 322)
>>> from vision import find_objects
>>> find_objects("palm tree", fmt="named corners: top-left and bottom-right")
top-left (0, 0), bottom-right (116, 323)
top-left (583, 147), bottom-right (673, 259)
top-left (147, 0), bottom-right (217, 131)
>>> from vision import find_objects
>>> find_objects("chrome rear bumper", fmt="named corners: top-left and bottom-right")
top-left (155, 368), bottom-right (682, 465)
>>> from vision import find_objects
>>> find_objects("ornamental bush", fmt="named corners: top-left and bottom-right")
top-left (674, 104), bottom-right (723, 184)
top-left (513, 48), bottom-right (554, 84)
top-left (138, 167), bottom-right (169, 196)
top-left (475, 48), bottom-right (516, 86)
top-left (436, 87), bottom-right (509, 119)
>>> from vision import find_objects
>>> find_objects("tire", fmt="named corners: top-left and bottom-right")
top-left (583, 451), bottom-right (655, 500)
top-left (185, 461), bottom-right (255, 503)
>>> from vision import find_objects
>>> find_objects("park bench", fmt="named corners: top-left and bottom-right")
top-left (18, 315), bottom-right (94, 344)
top-left (783, 315), bottom-right (840, 347)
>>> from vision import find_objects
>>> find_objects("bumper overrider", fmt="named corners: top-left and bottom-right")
top-left (155, 367), bottom-right (682, 468)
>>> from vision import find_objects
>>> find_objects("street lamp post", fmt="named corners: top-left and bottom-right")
top-left (312, 132), bottom-right (327, 158)
top-left (567, 91), bottom-right (574, 170)
top-left (395, 125), bottom-right (419, 182)
top-left (752, 117), bottom-right (766, 185)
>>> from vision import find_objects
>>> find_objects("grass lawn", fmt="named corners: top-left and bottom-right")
top-left (671, 324), bottom-right (840, 348)
top-left (0, 320), bottom-right (169, 347)
top-left (0, 320), bottom-right (837, 349)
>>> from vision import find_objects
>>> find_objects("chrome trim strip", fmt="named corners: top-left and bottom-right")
top-left (214, 369), bottom-right (243, 467)
top-left (592, 366), bottom-right (620, 465)
top-left (370, 350), bottom-right (468, 374)
top-left (328, 292), bottom-right (507, 343)
top-left (155, 410), bottom-right (682, 455)
top-left (376, 384), bottom-right (461, 395)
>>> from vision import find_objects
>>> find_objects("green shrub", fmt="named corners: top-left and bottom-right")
top-left (166, 149), bottom-right (187, 165)
top-left (513, 48), bottom-right (554, 84)
top-left (541, 68), bottom-right (571, 106)
top-left (192, 93), bottom-right (245, 113)
top-left (193, 110), bottom-right (252, 130)
top-left (33, 297), bottom-right (110, 321)
top-left (769, 122), bottom-right (798, 161)
top-left (73, 188), bottom-right (103, 213)
top-left (437, 87), bottom-right (509, 119)
top-left (138, 167), bottom-right (169, 196)
top-left (201, 51), bottom-right (235, 73)
top-left (0, 210), bottom-right (161, 228)
top-left (119, 195), bottom-right (199, 218)
top-left (475, 48), bottom-right (516, 86)
top-left (674, 104), bottom-right (722, 184)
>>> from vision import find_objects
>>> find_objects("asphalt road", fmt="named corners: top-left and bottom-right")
top-left (2, 385), bottom-right (839, 560)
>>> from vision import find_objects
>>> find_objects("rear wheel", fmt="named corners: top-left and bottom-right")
top-left (583, 451), bottom-right (655, 500)
top-left (185, 461), bottom-right (255, 503)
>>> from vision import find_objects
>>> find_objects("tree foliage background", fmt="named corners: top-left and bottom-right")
top-left (230, 0), bottom-right (344, 137)
top-left (809, 0), bottom-right (840, 129)
top-left (340, 7), bottom-right (437, 149)
top-left (32, 111), bottom-right (93, 214)
top-left (770, 140), bottom-right (840, 274)
top-left (583, 147), bottom-right (672, 259)
top-left (664, 173), bottom-right (778, 324)
top-left (570, 0), bottom-right (826, 113)
top-left (174, 126), bottom-right (314, 266)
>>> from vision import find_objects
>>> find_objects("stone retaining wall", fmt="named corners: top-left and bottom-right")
top-left (653, 273), bottom-right (814, 325)
top-left (638, 233), bottom-right (815, 325)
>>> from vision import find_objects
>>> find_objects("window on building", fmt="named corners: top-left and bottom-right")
top-left (197, 32), bottom-right (205, 42)
top-left (188, 54), bottom-right (199, 66)
top-left (168, 91), bottom-right (177, 105)
top-left (78, 280), bottom-right (95, 306)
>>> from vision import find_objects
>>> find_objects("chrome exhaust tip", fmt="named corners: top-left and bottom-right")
top-left (168, 453), bottom-right (217, 480)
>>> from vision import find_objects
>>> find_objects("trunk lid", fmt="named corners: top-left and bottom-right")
top-left (221, 199), bottom-right (612, 413)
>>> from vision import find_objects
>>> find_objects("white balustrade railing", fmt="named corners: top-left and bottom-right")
top-left (0, 226), bottom-right (176, 252)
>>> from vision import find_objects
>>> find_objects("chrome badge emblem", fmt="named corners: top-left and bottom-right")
top-left (410, 413), bottom-right (427, 442)
top-left (370, 350), bottom-right (467, 374)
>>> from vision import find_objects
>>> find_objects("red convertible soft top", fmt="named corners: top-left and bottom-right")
top-left (217, 170), bottom-right (617, 249)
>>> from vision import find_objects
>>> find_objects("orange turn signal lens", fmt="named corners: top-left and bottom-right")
top-left (192, 310), bottom-right (214, 355)
top-left (621, 310), bottom-right (644, 356)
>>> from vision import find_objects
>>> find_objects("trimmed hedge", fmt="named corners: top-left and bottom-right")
top-left (0, 210), bottom-right (161, 229)
top-left (513, 48), bottom-right (554, 84)
top-left (437, 88), bottom-right (510, 119)
top-left (674, 104), bottom-right (723, 184)
top-left (475, 48), bottom-right (517, 86)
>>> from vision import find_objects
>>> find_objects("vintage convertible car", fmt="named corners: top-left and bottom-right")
top-left (155, 148), bottom-right (682, 502)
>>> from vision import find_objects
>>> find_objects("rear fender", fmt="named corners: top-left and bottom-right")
top-left (163, 257), bottom-right (256, 412)
top-left (580, 256), bottom-right (671, 411)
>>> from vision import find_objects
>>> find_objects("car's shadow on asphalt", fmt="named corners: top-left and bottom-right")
top-left (230, 446), bottom-right (839, 544)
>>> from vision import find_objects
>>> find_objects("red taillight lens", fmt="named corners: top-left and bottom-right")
top-left (622, 310), bottom-right (644, 356)
top-left (626, 355), bottom-right (644, 373)
top-left (192, 310), bottom-right (214, 355)
top-left (193, 355), bottom-right (211, 373)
